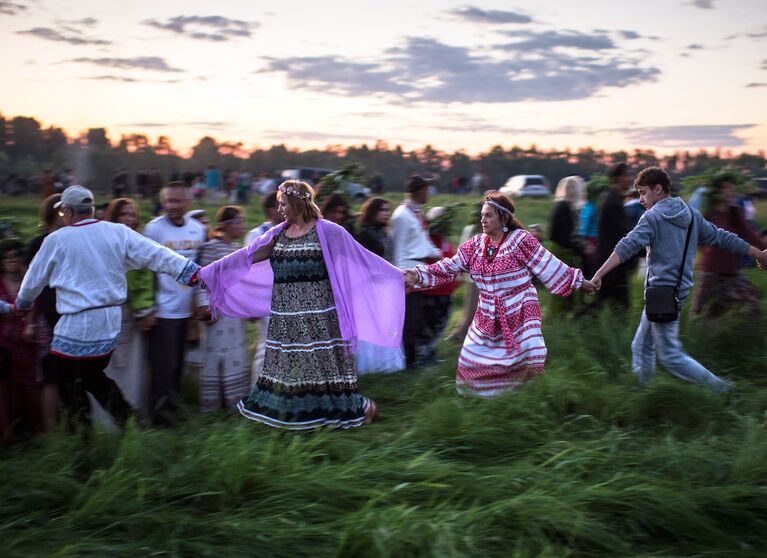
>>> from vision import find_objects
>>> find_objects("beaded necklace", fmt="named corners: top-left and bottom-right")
top-left (484, 231), bottom-right (508, 262)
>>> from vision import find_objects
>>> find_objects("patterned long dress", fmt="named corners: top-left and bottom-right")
top-left (236, 228), bottom-right (371, 429)
top-left (415, 229), bottom-right (583, 396)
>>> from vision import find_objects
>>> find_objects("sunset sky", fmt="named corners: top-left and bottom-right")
top-left (1, 0), bottom-right (766, 155)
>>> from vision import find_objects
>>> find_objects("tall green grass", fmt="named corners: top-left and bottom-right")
top-left (2, 195), bottom-right (767, 556)
top-left (3, 288), bottom-right (767, 556)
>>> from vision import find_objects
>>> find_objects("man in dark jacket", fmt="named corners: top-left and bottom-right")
top-left (597, 162), bottom-right (632, 307)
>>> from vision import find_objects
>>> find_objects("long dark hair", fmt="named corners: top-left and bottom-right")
top-left (485, 191), bottom-right (525, 230)
top-left (358, 197), bottom-right (390, 227)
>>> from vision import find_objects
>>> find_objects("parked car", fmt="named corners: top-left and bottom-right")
top-left (499, 175), bottom-right (551, 198)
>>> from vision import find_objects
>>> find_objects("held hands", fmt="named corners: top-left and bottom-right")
top-left (195, 305), bottom-right (214, 324)
top-left (580, 279), bottom-right (598, 295)
top-left (756, 249), bottom-right (767, 270)
top-left (403, 269), bottom-right (418, 290)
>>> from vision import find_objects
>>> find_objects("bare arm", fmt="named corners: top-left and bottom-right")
top-left (251, 238), bottom-right (277, 264)
top-left (591, 252), bottom-right (623, 290)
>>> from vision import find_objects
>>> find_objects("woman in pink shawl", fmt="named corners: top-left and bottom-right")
top-left (199, 180), bottom-right (405, 429)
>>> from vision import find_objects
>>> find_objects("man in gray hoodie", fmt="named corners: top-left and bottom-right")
top-left (591, 167), bottom-right (767, 391)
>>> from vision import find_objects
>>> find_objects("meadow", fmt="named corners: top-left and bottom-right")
top-left (1, 193), bottom-right (767, 557)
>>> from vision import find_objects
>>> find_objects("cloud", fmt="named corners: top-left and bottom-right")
top-left (0, 1), bottom-right (25, 15)
top-left (619, 30), bottom-right (640, 39)
top-left (143, 15), bottom-right (258, 42)
top-left (746, 82), bottom-right (767, 88)
top-left (763, 59), bottom-right (767, 70)
top-left (17, 27), bottom-right (111, 45)
top-left (449, 6), bottom-right (533, 24)
top-left (623, 124), bottom-right (754, 147)
top-left (725, 25), bottom-right (767, 40)
top-left (57, 17), bottom-right (98, 27)
top-left (82, 75), bottom-right (138, 83)
top-left (115, 121), bottom-right (233, 130)
top-left (69, 56), bottom-right (183, 72)
top-left (687, 43), bottom-right (704, 49)
top-left (80, 75), bottom-right (182, 84)
top-left (499, 29), bottom-right (616, 50)
top-left (689, 0), bottom-right (715, 8)
top-left (264, 35), bottom-right (659, 104)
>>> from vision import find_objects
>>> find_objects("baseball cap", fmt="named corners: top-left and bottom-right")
top-left (54, 185), bottom-right (95, 209)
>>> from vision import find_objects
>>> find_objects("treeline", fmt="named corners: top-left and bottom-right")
top-left (1, 113), bottom-right (766, 194)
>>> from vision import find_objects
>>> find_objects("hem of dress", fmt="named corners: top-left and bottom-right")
top-left (236, 399), bottom-right (368, 430)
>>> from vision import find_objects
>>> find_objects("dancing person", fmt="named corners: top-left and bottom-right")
top-left (101, 198), bottom-right (155, 416)
top-left (11, 186), bottom-right (201, 428)
top-left (356, 197), bottom-right (393, 261)
top-left (24, 194), bottom-right (65, 431)
top-left (596, 163), bottom-right (632, 308)
top-left (404, 192), bottom-right (596, 396)
top-left (548, 176), bottom-right (587, 317)
top-left (195, 206), bottom-right (250, 412)
top-left (691, 171), bottom-right (767, 320)
top-left (199, 180), bottom-right (405, 429)
top-left (590, 167), bottom-right (767, 392)
top-left (390, 176), bottom-right (442, 368)
top-left (142, 183), bottom-right (207, 426)
top-left (0, 239), bottom-right (43, 443)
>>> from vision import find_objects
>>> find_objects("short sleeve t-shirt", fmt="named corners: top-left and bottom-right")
top-left (144, 215), bottom-right (206, 318)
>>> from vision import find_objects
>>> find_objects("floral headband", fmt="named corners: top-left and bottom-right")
top-left (278, 183), bottom-right (312, 200)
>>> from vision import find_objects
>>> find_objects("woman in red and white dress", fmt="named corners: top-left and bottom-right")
top-left (404, 192), bottom-right (596, 396)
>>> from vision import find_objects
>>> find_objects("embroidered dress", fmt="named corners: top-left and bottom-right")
top-left (196, 239), bottom-right (249, 412)
top-left (237, 228), bottom-right (371, 429)
top-left (415, 229), bottom-right (583, 396)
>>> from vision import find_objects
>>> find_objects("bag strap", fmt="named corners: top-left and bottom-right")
top-left (675, 205), bottom-right (694, 292)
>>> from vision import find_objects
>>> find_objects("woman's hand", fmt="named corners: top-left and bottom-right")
top-left (580, 279), bottom-right (598, 295)
top-left (252, 238), bottom-right (277, 264)
top-left (403, 269), bottom-right (418, 289)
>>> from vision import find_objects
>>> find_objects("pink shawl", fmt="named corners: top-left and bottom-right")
top-left (199, 219), bottom-right (405, 350)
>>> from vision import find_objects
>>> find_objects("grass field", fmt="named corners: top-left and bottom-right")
top-left (1, 194), bottom-right (767, 557)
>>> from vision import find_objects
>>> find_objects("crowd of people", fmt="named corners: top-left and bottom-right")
top-left (1, 164), bottom-right (766, 442)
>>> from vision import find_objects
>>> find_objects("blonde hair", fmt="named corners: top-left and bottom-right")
top-left (554, 175), bottom-right (586, 207)
top-left (276, 179), bottom-right (322, 222)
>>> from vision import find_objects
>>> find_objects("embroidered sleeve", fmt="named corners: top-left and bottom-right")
top-left (415, 237), bottom-right (473, 289)
top-left (517, 231), bottom-right (583, 296)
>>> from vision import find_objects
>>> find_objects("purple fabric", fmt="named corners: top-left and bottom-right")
top-left (199, 219), bottom-right (405, 350)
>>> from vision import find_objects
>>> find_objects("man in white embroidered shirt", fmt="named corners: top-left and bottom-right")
top-left (389, 175), bottom-right (442, 368)
top-left (13, 185), bottom-right (200, 428)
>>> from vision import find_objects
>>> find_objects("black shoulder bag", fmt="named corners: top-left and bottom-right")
top-left (644, 207), bottom-right (694, 323)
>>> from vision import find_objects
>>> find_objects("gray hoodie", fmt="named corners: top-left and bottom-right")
top-left (614, 196), bottom-right (749, 297)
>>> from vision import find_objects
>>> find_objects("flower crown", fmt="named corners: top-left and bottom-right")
top-left (278, 183), bottom-right (312, 200)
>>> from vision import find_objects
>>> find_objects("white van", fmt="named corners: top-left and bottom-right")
top-left (499, 175), bottom-right (551, 198)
